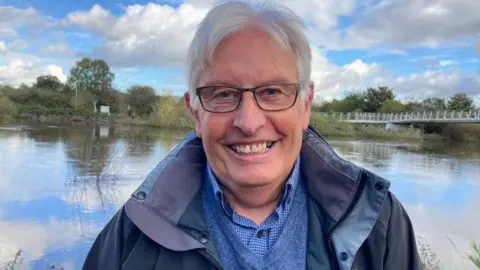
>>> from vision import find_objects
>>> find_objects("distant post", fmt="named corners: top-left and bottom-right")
top-left (93, 96), bottom-right (98, 114)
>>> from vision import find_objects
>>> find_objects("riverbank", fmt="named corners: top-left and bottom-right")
top-left (5, 111), bottom-right (480, 142)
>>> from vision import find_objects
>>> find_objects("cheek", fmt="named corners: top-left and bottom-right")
top-left (272, 108), bottom-right (304, 135)
top-left (199, 112), bottom-right (231, 144)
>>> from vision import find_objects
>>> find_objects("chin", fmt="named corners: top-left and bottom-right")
top-left (229, 170), bottom-right (277, 188)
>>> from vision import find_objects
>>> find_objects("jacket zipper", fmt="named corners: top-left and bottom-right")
top-left (326, 173), bottom-right (367, 270)
top-left (198, 249), bottom-right (222, 269)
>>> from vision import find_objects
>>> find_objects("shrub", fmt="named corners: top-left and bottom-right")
top-left (309, 113), bottom-right (355, 137)
top-left (0, 96), bottom-right (17, 123)
top-left (441, 124), bottom-right (480, 142)
top-left (309, 113), bottom-right (424, 140)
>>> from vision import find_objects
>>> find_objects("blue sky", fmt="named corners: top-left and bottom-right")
top-left (1, 0), bottom-right (479, 103)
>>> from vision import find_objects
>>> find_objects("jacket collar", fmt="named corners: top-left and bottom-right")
top-left (125, 126), bottom-right (389, 252)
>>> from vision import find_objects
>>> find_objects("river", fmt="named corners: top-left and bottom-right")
top-left (0, 124), bottom-right (479, 269)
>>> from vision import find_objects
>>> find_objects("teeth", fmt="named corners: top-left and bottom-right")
top-left (232, 142), bottom-right (272, 154)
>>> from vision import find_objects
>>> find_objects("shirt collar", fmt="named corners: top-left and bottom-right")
top-left (206, 156), bottom-right (301, 215)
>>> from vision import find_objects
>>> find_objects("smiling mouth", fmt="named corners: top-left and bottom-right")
top-left (228, 141), bottom-right (277, 155)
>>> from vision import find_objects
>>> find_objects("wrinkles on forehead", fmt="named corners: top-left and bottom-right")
top-left (198, 26), bottom-right (299, 89)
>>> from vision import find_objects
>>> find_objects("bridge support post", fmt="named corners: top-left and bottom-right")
top-left (385, 123), bottom-right (411, 131)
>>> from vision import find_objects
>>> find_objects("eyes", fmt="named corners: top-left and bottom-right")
top-left (209, 86), bottom-right (290, 100)
top-left (196, 83), bottom-right (299, 112)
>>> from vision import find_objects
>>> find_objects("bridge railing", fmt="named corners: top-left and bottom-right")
top-left (322, 111), bottom-right (480, 122)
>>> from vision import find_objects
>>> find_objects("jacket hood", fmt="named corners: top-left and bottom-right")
top-left (124, 126), bottom-right (390, 252)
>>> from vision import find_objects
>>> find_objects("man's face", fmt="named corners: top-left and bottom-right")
top-left (186, 26), bottom-right (312, 191)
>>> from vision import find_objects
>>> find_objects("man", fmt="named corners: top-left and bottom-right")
top-left (84, 1), bottom-right (421, 269)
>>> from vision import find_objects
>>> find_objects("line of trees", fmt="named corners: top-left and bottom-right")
top-left (1, 58), bottom-right (477, 123)
top-left (0, 57), bottom-right (183, 120)
top-left (315, 86), bottom-right (477, 114)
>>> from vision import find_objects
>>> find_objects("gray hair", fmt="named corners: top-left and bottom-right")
top-left (186, 0), bottom-right (312, 109)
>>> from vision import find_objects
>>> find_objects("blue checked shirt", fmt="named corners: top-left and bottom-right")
top-left (206, 156), bottom-right (301, 256)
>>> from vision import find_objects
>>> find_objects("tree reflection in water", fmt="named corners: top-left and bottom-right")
top-left (63, 125), bottom-right (126, 236)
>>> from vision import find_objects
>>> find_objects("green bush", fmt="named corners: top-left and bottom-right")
top-left (310, 113), bottom-right (356, 137)
top-left (354, 125), bottom-right (423, 140)
top-left (309, 113), bottom-right (424, 140)
top-left (5, 87), bottom-right (72, 109)
top-left (15, 104), bottom-right (93, 118)
top-left (0, 96), bottom-right (17, 123)
top-left (147, 94), bottom-right (193, 129)
top-left (441, 124), bottom-right (480, 142)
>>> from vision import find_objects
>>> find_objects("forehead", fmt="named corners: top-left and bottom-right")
top-left (199, 26), bottom-right (299, 87)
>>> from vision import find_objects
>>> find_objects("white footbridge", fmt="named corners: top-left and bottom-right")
top-left (325, 111), bottom-right (480, 124)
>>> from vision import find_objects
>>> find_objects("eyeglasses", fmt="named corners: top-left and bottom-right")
top-left (195, 83), bottom-right (300, 113)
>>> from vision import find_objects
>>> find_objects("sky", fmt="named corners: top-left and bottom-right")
top-left (0, 0), bottom-right (479, 104)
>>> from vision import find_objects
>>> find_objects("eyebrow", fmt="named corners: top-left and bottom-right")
top-left (202, 77), bottom-right (295, 87)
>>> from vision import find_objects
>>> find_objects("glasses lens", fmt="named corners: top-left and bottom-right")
top-left (255, 84), bottom-right (297, 111)
top-left (199, 87), bottom-right (241, 112)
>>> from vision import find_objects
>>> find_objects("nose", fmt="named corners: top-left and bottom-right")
top-left (233, 92), bottom-right (266, 135)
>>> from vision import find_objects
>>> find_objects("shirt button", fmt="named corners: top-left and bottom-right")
top-left (340, 252), bottom-right (349, 261)
top-left (257, 230), bottom-right (266, 238)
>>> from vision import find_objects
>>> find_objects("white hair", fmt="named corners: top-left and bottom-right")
top-left (186, 0), bottom-right (312, 109)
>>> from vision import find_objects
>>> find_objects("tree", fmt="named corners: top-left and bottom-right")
top-left (315, 92), bottom-right (365, 113)
top-left (126, 85), bottom-right (157, 117)
top-left (363, 86), bottom-right (395, 112)
top-left (67, 58), bottom-right (114, 96)
top-left (422, 98), bottom-right (447, 111)
top-left (380, 100), bottom-right (404, 113)
top-left (335, 92), bottom-right (364, 112)
top-left (34, 75), bottom-right (64, 92)
top-left (403, 101), bottom-right (423, 112)
top-left (447, 93), bottom-right (474, 111)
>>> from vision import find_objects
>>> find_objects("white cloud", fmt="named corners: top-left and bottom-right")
top-left (183, 0), bottom-right (218, 8)
top-left (341, 0), bottom-right (480, 49)
top-left (345, 59), bottom-right (380, 77)
top-left (0, 6), bottom-right (51, 37)
top-left (0, 41), bottom-right (6, 55)
top-left (0, 217), bottom-right (101, 267)
top-left (65, 3), bottom-right (208, 67)
top-left (9, 39), bottom-right (28, 52)
top-left (61, 0), bottom-right (358, 68)
top-left (311, 49), bottom-right (382, 102)
top-left (0, 57), bottom-right (67, 86)
top-left (380, 70), bottom-right (480, 101)
top-left (284, 0), bottom-right (357, 30)
top-left (406, 200), bottom-right (480, 270)
top-left (43, 42), bottom-right (72, 55)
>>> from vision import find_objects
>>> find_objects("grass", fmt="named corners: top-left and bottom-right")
top-left (310, 113), bottom-right (430, 141)
top-left (3, 250), bottom-right (22, 270)
top-left (417, 235), bottom-right (480, 270)
top-left (417, 233), bottom-right (442, 270)
top-left (468, 242), bottom-right (480, 269)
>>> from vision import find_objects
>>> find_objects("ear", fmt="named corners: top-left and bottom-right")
top-left (301, 81), bottom-right (314, 130)
top-left (184, 92), bottom-right (202, 137)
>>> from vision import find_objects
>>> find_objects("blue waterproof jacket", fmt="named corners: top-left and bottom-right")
top-left (83, 126), bottom-right (421, 270)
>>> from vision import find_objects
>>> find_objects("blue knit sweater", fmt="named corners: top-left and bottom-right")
top-left (203, 176), bottom-right (309, 270)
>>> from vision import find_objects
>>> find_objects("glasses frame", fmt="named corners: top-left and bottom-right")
top-left (195, 83), bottom-right (301, 113)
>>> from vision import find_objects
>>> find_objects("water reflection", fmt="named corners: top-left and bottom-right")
top-left (0, 126), bottom-right (479, 269)
top-left (0, 125), bottom-right (187, 269)
top-left (330, 139), bottom-right (480, 269)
